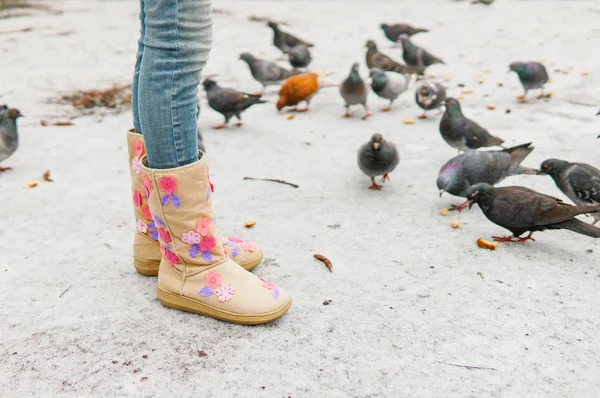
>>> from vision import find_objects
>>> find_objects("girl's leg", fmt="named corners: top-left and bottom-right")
top-left (131, 0), bottom-right (146, 134)
top-left (139, 0), bottom-right (212, 169)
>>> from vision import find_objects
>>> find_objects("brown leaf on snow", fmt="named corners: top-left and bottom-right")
top-left (43, 170), bottom-right (53, 182)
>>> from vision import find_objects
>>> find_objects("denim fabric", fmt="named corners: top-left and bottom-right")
top-left (132, 0), bottom-right (213, 169)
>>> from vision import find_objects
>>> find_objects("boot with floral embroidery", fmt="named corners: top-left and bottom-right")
top-left (127, 130), bottom-right (263, 276)
top-left (140, 154), bottom-right (292, 324)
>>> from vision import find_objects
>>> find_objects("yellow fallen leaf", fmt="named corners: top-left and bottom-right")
top-left (581, 72), bottom-right (589, 76)
top-left (401, 119), bottom-right (415, 125)
top-left (244, 220), bottom-right (256, 228)
top-left (43, 170), bottom-right (53, 182)
top-left (487, 105), bottom-right (496, 110)
top-left (443, 77), bottom-right (452, 82)
top-left (516, 94), bottom-right (525, 99)
top-left (461, 89), bottom-right (473, 94)
top-left (451, 221), bottom-right (460, 229)
top-left (286, 115), bottom-right (295, 120)
top-left (440, 208), bottom-right (448, 216)
top-left (24, 181), bottom-right (38, 189)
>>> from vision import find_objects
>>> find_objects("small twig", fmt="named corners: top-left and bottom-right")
top-left (0, 26), bottom-right (33, 35)
top-left (59, 285), bottom-right (71, 298)
top-left (247, 15), bottom-right (289, 26)
top-left (439, 362), bottom-right (497, 371)
top-left (243, 176), bottom-right (299, 188)
top-left (566, 99), bottom-right (597, 108)
top-left (314, 254), bottom-right (333, 273)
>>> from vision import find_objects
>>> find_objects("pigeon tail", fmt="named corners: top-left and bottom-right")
top-left (558, 218), bottom-right (600, 238)
top-left (506, 142), bottom-right (535, 175)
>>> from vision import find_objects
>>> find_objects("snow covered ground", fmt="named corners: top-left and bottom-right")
top-left (1, 0), bottom-right (600, 396)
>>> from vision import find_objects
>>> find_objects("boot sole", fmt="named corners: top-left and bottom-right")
top-left (134, 254), bottom-right (263, 277)
top-left (156, 286), bottom-right (292, 325)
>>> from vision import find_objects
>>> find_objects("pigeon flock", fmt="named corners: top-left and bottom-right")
top-left (1, 3), bottom-right (599, 247)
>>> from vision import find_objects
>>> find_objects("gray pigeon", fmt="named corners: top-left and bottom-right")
top-left (466, 183), bottom-right (600, 242)
top-left (397, 35), bottom-right (444, 69)
top-left (357, 133), bottom-right (399, 190)
top-left (440, 97), bottom-right (504, 152)
top-left (539, 159), bottom-right (600, 226)
top-left (268, 21), bottom-right (313, 54)
top-left (340, 63), bottom-right (370, 119)
top-left (239, 52), bottom-right (299, 90)
top-left (380, 23), bottom-right (428, 43)
top-left (438, 143), bottom-right (537, 211)
top-left (288, 44), bottom-right (311, 69)
top-left (415, 81), bottom-right (446, 118)
top-left (202, 79), bottom-right (266, 129)
top-left (369, 67), bottom-right (410, 112)
top-left (509, 61), bottom-right (549, 101)
top-left (0, 106), bottom-right (23, 172)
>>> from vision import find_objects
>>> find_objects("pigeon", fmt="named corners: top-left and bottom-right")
top-left (239, 52), bottom-right (299, 90)
top-left (509, 62), bottom-right (549, 101)
top-left (277, 72), bottom-right (319, 112)
top-left (397, 35), bottom-right (444, 69)
top-left (340, 63), bottom-right (370, 119)
top-left (357, 133), bottom-right (399, 190)
top-left (415, 81), bottom-right (446, 118)
top-left (438, 143), bottom-right (537, 211)
top-left (268, 21), bottom-right (313, 54)
top-left (440, 97), bottom-right (504, 152)
top-left (202, 79), bottom-right (266, 129)
top-left (365, 40), bottom-right (424, 75)
top-left (466, 183), bottom-right (600, 242)
top-left (0, 106), bottom-right (23, 172)
top-left (539, 159), bottom-right (600, 226)
top-left (472, 0), bottom-right (495, 4)
top-left (288, 44), bottom-right (312, 69)
top-left (369, 67), bottom-right (410, 112)
top-left (380, 23), bottom-right (428, 42)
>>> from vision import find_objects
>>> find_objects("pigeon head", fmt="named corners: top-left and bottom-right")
top-left (370, 133), bottom-right (384, 151)
top-left (396, 34), bottom-right (410, 45)
top-left (539, 158), bottom-right (568, 177)
top-left (7, 108), bottom-right (23, 120)
top-left (437, 162), bottom-right (463, 196)
top-left (380, 23), bottom-right (389, 30)
top-left (466, 183), bottom-right (495, 210)
top-left (509, 62), bottom-right (527, 75)
top-left (202, 79), bottom-right (217, 91)
top-left (239, 52), bottom-right (255, 64)
top-left (350, 62), bottom-right (360, 73)
top-left (442, 97), bottom-right (462, 115)
top-left (267, 21), bottom-right (279, 31)
top-left (369, 67), bottom-right (385, 79)
top-left (365, 40), bottom-right (377, 51)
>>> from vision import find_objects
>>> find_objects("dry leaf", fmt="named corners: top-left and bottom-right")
top-left (42, 171), bottom-right (53, 182)
top-left (244, 220), bottom-right (256, 228)
top-left (477, 238), bottom-right (498, 250)
top-left (24, 181), bottom-right (38, 189)
top-left (443, 77), bottom-right (452, 82)
top-left (401, 119), bottom-right (415, 125)
top-left (286, 115), bottom-right (295, 120)
top-left (461, 89), bottom-right (474, 94)
top-left (497, 82), bottom-right (504, 87)
top-left (314, 254), bottom-right (333, 273)
top-left (54, 120), bottom-right (74, 126)
top-left (476, 272), bottom-right (484, 280)
top-left (440, 208), bottom-right (448, 216)
top-left (516, 94), bottom-right (525, 100)
top-left (487, 105), bottom-right (496, 110)
top-left (40, 120), bottom-right (49, 126)
top-left (582, 72), bottom-right (589, 76)
top-left (450, 221), bottom-right (460, 229)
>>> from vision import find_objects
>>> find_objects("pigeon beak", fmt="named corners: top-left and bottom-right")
top-left (439, 189), bottom-right (444, 198)
top-left (373, 143), bottom-right (380, 150)
top-left (468, 199), bottom-right (475, 209)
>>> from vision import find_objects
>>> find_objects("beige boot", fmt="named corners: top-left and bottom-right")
top-left (140, 154), bottom-right (292, 324)
top-left (127, 130), bottom-right (262, 275)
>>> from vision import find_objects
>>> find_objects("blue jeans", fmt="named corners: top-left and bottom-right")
top-left (132, 0), bottom-right (212, 169)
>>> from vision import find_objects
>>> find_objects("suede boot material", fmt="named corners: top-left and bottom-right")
top-left (127, 130), bottom-right (262, 275)
top-left (140, 155), bottom-right (291, 324)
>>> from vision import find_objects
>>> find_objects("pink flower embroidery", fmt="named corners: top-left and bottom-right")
top-left (182, 231), bottom-right (201, 245)
top-left (136, 219), bottom-right (148, 233)
top-left (141, 205), bottom-right (152, 220)
top-left (240, 241), bottom-right (255, 252)
top-left (215, 284), bottom-right (234, 302)
top-left (204, 271), bottom-right (222, 289)
top-left (133, 189), bottom-right (142, 207)
top-left (164, 248), bottom-right (178, 266)
top-left (228, 236), bottom-right (243, 243)
top-left (200, 235), bottom-right (216, 251)
top-left (142, 173), bottom-right (153, 198)
top-left (159, 176), bottom-right (177, 195)
top-left (131, 157), bottom-right (141, 174)
top-left (158, 228), bottom-right (172, 244)
top-left (196, 216), bottom-right (212, 236)
top-left (134, 140), bottom-right (144, 156)
top-left (207, 168), bottom-right (214, 192)
top-left (260, 278), bottom-right (275, 290)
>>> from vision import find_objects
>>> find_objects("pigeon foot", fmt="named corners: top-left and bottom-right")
top-left (361, 112), bottom-right (372, 120)
top-left (380, 173), bottom-right (391, 183)
top-left (212, 124), bottom-right (226, 130)
top-left (235, 122), bottom-right (243, 127)
top-left (381, 107), bottom-right (391, 112)
top-left (492, 236), bottom-right (518, 242)
top-left (343, 112), bottom-right (352, 118)
top-left (449, 201), bottom-right (469, 212)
